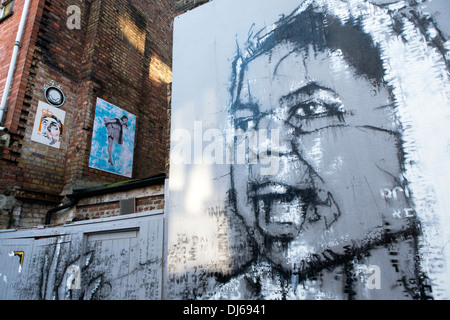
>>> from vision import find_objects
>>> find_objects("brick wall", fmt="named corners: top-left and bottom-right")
top-left (19, 201), bottom-right (56, 226)
top-left (74, 194), bottom-right (164, 220)
top-left (73, 0), bottom-right (174, 183)
top-left (175, 0), bottom-right (210, 14)
top-left (0, 0), bottom-right (175, 228)
top-left (136, 194), bottom-right (164, 212)
top-left (51, 183), bottom-right (165, 224)
top-left (0, 0), bottom-right (44, 228)
top-left (0, 0), bottom-right (42, 135)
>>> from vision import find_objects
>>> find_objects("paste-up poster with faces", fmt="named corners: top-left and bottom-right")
top-left (31, 101), bottom-right (65, 149)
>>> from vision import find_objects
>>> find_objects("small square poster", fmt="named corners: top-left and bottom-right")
top-left (31, 101), bottom-right (66, 149)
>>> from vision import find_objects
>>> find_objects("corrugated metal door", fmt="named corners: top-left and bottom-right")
top-left (83, 229), bottom-right (140, 299)
top-left (0, 211), bottom-right (164, 300)
top-left (0, 239), bottom-right (34, 300)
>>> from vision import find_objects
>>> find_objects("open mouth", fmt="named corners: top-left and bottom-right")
top-left (249, 182), bottom-right (318, 240)
top-left (249, 181), bottom-right (340, 241)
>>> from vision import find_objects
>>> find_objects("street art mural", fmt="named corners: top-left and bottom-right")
top-left (89, 98), bottom-right (136, 178)
top-left (167, 0), bottom-right (450, 299)
top-left (31, 101), bottom-right (65, 149)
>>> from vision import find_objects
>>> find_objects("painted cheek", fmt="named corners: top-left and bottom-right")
top-left (48, 125), bottom-right (61, 137)
top-left (291, 129), bottom-right (347, 176)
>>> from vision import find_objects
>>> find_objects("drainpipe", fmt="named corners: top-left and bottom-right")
top-left (45, 196), bottom-right (78, 225)
top-left (0, 0), bottom-right (32, 129)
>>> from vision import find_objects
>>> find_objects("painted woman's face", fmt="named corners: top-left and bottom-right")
top-left (42, 116), bottom-right (62, 140)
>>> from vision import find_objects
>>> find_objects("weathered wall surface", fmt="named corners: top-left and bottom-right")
top-left (0, 210), bottom-right (164, 300)
top-left (167, 0), bottom-right (450, 299)
top-left (0, 0), bottom-right (42, 134)
top-left (53, 183), bottom-right (165, 224)
top-left (0, 0), bottom-right (46, 228)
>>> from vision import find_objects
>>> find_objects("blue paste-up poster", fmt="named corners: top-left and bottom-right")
top-left (89, 98), bottom-right (136, 177)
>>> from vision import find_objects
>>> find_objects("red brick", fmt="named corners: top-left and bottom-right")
top-left (1, 0), bottom-right (174, 228)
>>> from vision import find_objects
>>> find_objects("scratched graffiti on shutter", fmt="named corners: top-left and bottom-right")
top-left (0, 212), bottom-right (163, 300)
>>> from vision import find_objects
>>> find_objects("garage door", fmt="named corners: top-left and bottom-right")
top-left (0, 211), bottom-right (164, 300)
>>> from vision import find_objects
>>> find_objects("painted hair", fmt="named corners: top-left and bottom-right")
top-left (229, 3), bottom-right (385, 111)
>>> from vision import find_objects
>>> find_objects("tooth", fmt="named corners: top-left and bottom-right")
top-left (266, 197), bottom-right (304, 224)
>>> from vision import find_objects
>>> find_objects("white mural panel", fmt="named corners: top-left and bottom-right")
top-left (167, 0), bottom-right (450, 299)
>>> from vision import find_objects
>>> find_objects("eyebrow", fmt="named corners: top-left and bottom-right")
top-left (280, 82), bottom-right (337, 104)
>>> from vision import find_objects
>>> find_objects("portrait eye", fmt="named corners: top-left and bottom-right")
top-left (299, 102), bottom-right (328, 117)
top-left (287, 101), bottom-right (327, 127)
top-left (233, 108), bottom-right (257, 131)
top-left (287, 100), bottom-right (345, 128)
top-left (234, 117), bottom-right (255, 131)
